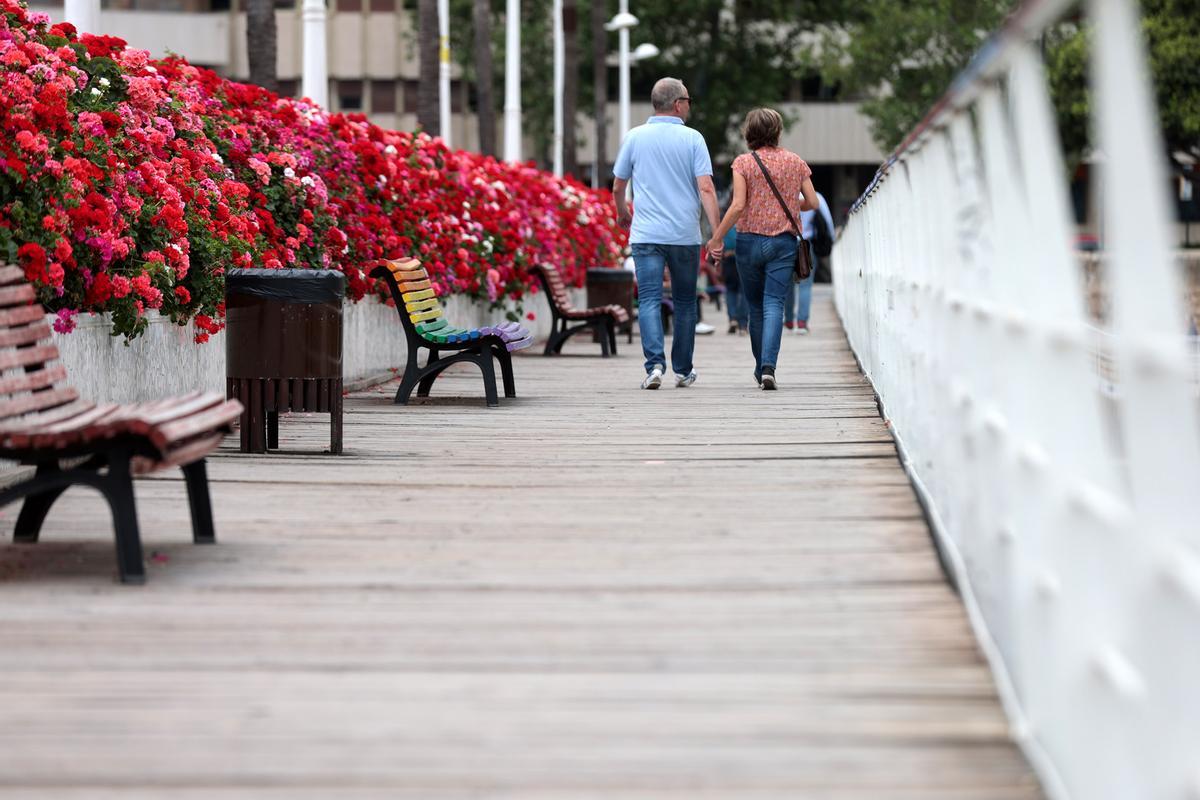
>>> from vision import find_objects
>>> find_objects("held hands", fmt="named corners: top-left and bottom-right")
top-left (617, 209), bottom-right (633, 229)
top-left (705, 238), bottom-right (724, 262)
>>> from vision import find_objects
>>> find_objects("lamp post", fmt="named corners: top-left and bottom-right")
top-left (503, 0), bottom-right (522, 162)
top-left (438, 0), bottom-right (451, 147)
top-left (605, 4), bottom-right (639, 144)
top-left (301, 0), bottom-right (328, 109)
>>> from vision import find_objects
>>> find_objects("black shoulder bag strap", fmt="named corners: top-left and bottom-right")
top-left (750, 151), bottom-right (806, 244)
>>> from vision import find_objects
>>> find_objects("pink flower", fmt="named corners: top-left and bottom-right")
top-left (52, 308), bottom-right (77, 334)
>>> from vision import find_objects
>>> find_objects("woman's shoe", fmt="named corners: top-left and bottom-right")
top-left (727, 322), bottom-right (739, 334)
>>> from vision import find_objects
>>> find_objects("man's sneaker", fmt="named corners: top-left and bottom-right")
top-left (695, 322), bottom-right (715, 335)
top-left (796, 321), bottom-right (810, 335)
top-left (760, 366), bottom-right (777, 390)
top-left (675, 371), bottom-right (697, 388)
top-left (641, 367), bottom-right (663, 390)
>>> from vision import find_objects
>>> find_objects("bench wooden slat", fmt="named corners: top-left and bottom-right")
top-left (389, 269), bottom-right (428, 283)
top-left (0, 265), bottom-right (25, 285)
top-left (0, 386), bottom-right (79, 421)
top-left (0, 320), bottom-right (53, 348)
top-left (0, 343), bottom-right (60, 372)
top-left (24, 405), bottom-right (123, 449)
top-left (0, 364), bottom-right (66, 396)
top-left (149, 399), bottom-right (243, 450)
top-left (402, 288), bottom-right (436, 302)
top-left (134, 431), bottom-right (226, 475)
top-left (0, 399), bottom-right (96, 432)
top-left (405, 298), bottom-right (440, 314)
top-left (0, 305), bottom-right (45, 328)
top-left (410, 308), bottom-right (442, 323)
top-left (399, 279), bottom-right (432, 294)
top-left (0, 284), bottom-right (36, 308)
top-left (417, 319), bottom-right (450, 333)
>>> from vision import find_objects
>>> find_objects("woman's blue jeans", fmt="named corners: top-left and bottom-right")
top-left (735, 233), bottom-right (797, 379)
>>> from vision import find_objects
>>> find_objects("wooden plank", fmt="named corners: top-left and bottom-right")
top-left (0, 288), bottom-right (1042, 797)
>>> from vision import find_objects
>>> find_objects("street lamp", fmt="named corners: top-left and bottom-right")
top-left (605, 3), bottom-right (639, 144)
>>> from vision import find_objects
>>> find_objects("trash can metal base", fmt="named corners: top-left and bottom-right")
top-left (227, 377), bottom-right (344, 455)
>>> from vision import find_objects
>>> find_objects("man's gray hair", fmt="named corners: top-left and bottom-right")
top-left (650, 78), bottom-right (687, 111)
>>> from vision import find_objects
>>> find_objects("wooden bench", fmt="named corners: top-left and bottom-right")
top-left (0, 264), bottom-right (242, 583)
top-left (533, 264), bottom-right (629, 357)
top-left (370, 258), bottom-right (533, 407)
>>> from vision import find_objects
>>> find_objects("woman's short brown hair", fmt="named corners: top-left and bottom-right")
top-left (742, 108), bottom-right (783, 151)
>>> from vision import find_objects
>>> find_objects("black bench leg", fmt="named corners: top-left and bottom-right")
top-left (416, 347), bottom-right (441, 398)
top-left (543, 321), bottom-right (559, 356)
top-left (13, 463), bottom-right (66, 544)
top-left (395, 348), bottom-right (422, 405)
top-left (182, 459), bottom-right (216, 545)
top-left (608, 319), bottom-right (619, 356)
top-left (267, 411), bottom-right (279, 450)
top-left (101, 451), bottom-right (145, 585)
top-left (478, 351), bottom-right (500, 408)
top-left (598, 321), bottom-right (611, 357)
top-left (494, 345), bottom-right (516, 398)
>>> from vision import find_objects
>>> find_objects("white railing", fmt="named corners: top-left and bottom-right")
top-left (832, 0), bottom-right (1200, 797)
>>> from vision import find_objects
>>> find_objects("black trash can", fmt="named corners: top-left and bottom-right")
top-left (586, 267), bottom-right (635, 344)
top-left (225, 268), bottom-right (345, 455)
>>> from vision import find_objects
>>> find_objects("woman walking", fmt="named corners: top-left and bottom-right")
top-left (707, 108), bottom-right (818, 389)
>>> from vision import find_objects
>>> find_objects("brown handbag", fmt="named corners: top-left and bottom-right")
top-left (750, 151), bottom-right (812, 281)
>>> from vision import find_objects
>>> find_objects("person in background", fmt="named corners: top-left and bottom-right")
top-left (705, 107), bottom-right (818, 390)
top-left (721, 224), bottom-right (747, 334)
top-left (613, 77), bottom-right (721, 390)
top-left (784, 191), bottom-right (834, 335)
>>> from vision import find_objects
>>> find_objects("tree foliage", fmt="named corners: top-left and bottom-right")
top-left (1047, 0), bottom-right (1200, 165)
top-left (814, 0), bottom-right (1012, 153)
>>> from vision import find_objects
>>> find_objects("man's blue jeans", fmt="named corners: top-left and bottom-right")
top-left (784, 243), bottom-right (817, 324)
top-left (735, 233), bottom-right (796, 379)
top-left (632, 243), bottom-right (699, 376)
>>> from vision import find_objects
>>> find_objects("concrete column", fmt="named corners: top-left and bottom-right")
top-left (63, 0), bottom-right (100, 35)
top-left (503, 0), bottom-right (521, 162)
top-left (301, 0), bottom-right (328, 109)
top-left (438, 0), bottom-right (451, 147)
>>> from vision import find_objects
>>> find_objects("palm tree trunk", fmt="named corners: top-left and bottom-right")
top-left (245, 0), bottom-right (278, 94)
top-left (417, 0), bottom-right (441, 136)
top-left (473, 0), bottom-right (496, 155)
top-left (562, 0), bottom-right (578, 177)
top-left (590, 0), bottom-right (607, 187)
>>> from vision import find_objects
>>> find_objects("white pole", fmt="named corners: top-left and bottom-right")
top-left (63, 0), bottom-right (99, 36)
top-left (552, 0), bottom-right (564, 176)
top-left (503, 0), bottom-right (522, 162)
top-left (617, 0), bottom-right (631, 142)
top-left (438, 0), bottom-right (452, 147)
top-left (301, 0), bottom-right (328, 109)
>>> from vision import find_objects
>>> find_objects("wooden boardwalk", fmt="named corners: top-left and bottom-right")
top-left (0, 289), bottom-right (1043, 798)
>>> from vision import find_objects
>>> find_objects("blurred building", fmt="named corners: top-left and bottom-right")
top-left (31, 0), bottom-right (885, 222)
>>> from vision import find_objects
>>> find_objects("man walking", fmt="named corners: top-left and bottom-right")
top-left (613, 77), bottom-right (721, 389)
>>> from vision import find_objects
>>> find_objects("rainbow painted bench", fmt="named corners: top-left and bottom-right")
top-left (371, 258), bottom-right (533, 407)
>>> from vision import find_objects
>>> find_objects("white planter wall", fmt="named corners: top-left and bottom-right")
top-left (51, 289), bottom-right (570, 404)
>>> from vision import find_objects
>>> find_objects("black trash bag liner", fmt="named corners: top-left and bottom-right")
top-left (226, 268), bottom-right (346, 304)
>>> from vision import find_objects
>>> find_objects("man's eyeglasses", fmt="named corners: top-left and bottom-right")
top-left (677, 96), bottom-right (692, 104)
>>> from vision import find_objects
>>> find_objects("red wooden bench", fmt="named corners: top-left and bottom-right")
top-left (0, 264), bottom-right (243, 583)
top-left (533, 264), bottom-right (629, 357)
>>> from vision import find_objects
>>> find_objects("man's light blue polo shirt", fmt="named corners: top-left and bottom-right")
top-left (613, 116), bottom-right (713, 246)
